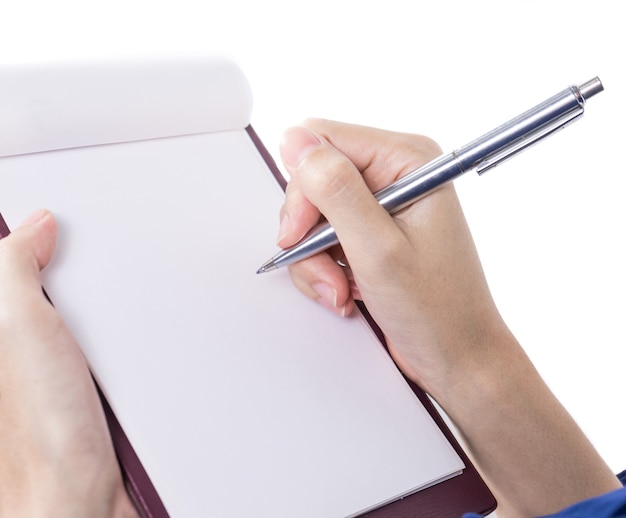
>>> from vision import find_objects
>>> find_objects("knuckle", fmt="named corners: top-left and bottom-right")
top-left (307, 153), bottom-right (358, 203)
top-left (388, 133), bottom-right (443, 173)
top-left (406, 134), bottom-right (443, 162)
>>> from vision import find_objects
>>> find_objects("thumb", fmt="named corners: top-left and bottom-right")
top-left (280, 126), bottom-right (400, 268)
top-left (0, 209), bottom-right (57, 280)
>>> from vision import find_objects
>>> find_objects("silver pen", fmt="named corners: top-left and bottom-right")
top-left (257, 77), bottom-right (604, 274)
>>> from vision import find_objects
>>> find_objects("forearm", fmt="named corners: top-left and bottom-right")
top-left (429, 322), bottom-right (621, 517)
top-left (0, 211), bottom-right (139, 518)
top-left (275, 120), bottom-right (621, 516)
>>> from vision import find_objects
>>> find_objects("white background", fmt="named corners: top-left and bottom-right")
top-left (2, 0), bottom-right (624, 491)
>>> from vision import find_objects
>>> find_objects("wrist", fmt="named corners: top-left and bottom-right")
top-left (390, 306), bottom-right (520, 403)
top-left (427, 325), bottom-right (622, 516)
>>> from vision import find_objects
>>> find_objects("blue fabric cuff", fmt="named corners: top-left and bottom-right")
top-left (463, 470), bottom-right (626, 518)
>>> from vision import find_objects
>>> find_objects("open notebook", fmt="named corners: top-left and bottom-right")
top-left (0, 57), bottom-right (495, 517)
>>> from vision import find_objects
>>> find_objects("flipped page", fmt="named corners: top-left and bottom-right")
top-left (0, 58), bottom-right (466, 517)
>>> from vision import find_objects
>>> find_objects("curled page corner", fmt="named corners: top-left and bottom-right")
top-left (0, 56), bottom-right (253, 157)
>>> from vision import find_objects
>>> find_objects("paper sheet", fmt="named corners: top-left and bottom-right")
top-left (0, 57), bottom-right (463, 517)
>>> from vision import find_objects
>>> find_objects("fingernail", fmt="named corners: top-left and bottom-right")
top-left (313, 282), bottom-right (346, 316)
top-left (281, 126), bottom-right (322, 168)
top-left (313, 282), bottom-right (337, 306)
top-left (19, 208), bottom-right (49, 227)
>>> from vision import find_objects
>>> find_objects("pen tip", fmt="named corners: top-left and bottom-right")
top-left (256, 259), bottom-right (278, 274)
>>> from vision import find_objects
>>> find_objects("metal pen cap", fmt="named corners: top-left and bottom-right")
top-left (257, 78), bottom-right (603, 274)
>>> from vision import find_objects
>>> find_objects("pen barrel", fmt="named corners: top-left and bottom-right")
top-left (457, 85), bottom-right (586, 174)
top-left (260, 78), bottom-right (603, 272)
top-left (371, 81), bottom-right (595, 211)
top-left (374, 154), bottom-right (465, 213)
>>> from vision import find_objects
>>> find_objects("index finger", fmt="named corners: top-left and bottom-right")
top-left (277, 119), bottom-right (442, 250)
top-left (303, 119), bottom-right (443, 192)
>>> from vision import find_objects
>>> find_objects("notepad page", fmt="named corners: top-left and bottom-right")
top-left (0, 56), bottom-right (252, 157)
top-left (0, 127), bottom-right (463, 517)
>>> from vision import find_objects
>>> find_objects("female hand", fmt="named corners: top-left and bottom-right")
top-left (0, 209), bottom-right (137, 517)
top-left (277, 119), bottom-right (621, 515)
top-left (277, 119), bottom-right (505, 395)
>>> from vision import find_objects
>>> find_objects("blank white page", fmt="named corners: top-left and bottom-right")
top-left (0, 129), bottom-right (463, 517)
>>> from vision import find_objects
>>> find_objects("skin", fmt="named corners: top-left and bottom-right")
top-left (0, 210), bottom-right (138, 517)
top-left (277, 119), bottom-right (621, 517)
top-left (0, 121), bottom-right (620, 516)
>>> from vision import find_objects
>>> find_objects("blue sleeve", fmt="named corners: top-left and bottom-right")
top-left (463, 470), bottom-right (626, 518)
top-left (537, 487), bottom-right (626, 517)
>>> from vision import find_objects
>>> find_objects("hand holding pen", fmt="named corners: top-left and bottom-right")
top-left (273, 119), bottom-right (494, 326)
top-left (268, 96), bottom-right (619, 516)
top-left (266, 77), bottom-right (603, 388)
top-left (258, 78), bottom-right (603, 274)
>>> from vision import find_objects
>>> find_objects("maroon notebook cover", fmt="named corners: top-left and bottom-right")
top-left (0, 126), bottom-right (496, 517)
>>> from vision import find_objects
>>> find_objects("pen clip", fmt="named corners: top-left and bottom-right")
top-left (475, 109), bottom-right (583, 175)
